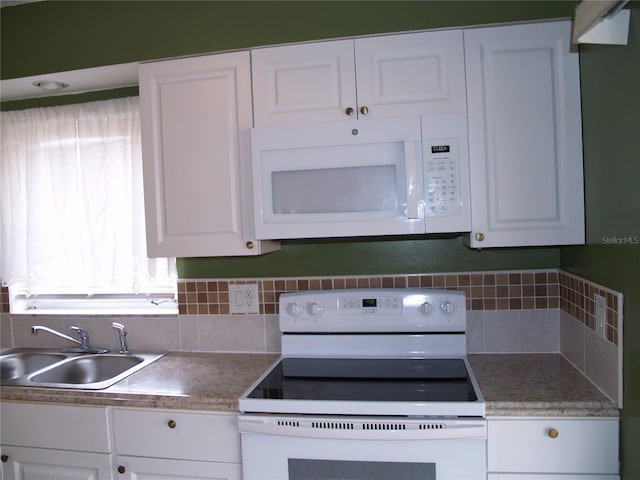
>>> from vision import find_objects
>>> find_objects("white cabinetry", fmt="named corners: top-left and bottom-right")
top-left (0, 402), bottom-right (113, 480)
top-left (487, 418), bottom-right (619, 479)
top-left (464, 20), bottom-right (585, 248)
top-left (139, 51), bottom-right (279, 257)
top-left (112, 408), bottom-right (241, 480)
top-left (252, 29), bottom-right (466, 126)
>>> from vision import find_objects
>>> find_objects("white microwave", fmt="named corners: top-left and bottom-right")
top-left (251, 115), bottom-right (470, 239)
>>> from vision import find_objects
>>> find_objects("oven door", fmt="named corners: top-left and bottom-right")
top-left (251, 116), bottom-right (424, 239)
top-left (239, 415), bottom-right (487, 480)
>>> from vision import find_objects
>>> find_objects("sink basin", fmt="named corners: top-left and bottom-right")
top-left (30, 354), bottom-right (144, 385)
top-left (1, 352), bottom-right (66, 380)
top-left (0, 349), bottom-right (164, 390)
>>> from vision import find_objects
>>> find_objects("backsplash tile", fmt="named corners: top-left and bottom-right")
top-left (1, 286), bottom-right (9, 313)
top-left (559, 271), bottom-right (622, 346)
top-left (2, 268), bottom-right (623, 406)
top-left (177, 269), bottom-right (561, 316)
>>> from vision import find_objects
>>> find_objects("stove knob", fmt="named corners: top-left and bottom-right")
top-left (440, 301), bottom-right (456, 315)
top-left (419, 302), bottom-right (433, 316)
top-left (306, 302), bottom-right (324, 318)
top-left (286, 302), bottom-right (303, 318)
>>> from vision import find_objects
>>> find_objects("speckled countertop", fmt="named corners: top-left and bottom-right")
top-left (0, 352), bottom-right (619, 417)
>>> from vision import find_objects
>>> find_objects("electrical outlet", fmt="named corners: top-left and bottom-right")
top-left (595, 293), bottom-right (606, 338)
top-left (229, 284), bottom-right (260, 314)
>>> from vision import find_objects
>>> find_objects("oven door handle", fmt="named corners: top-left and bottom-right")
top-left (238, 415), bottom-right (487, 441)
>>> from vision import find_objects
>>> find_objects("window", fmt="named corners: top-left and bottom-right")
top-left (0, 97), bottom-right (177, 314)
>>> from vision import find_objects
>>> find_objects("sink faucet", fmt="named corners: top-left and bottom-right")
top-left (31, 325), bottom-right (109, 354)
top-left (112, 322), bottom-right (130, 354)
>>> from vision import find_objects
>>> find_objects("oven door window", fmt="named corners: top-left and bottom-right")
top-left (289, 459), bottom-right (435, 480)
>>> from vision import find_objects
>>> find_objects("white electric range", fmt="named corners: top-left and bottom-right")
top-left (239, 288), bottom-right (486, 480)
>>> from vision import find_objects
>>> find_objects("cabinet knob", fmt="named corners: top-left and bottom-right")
top-left (1, 454), bottom-right (8, 463)
top-left (548, 428), bottom-right (559, 439)
top-left (345, 107), bottom-right (355, 116)
top-left (117, 465), bottom-right (126, 474)
top-left (246, 241), bottom-right (254, 250)
top-left (360, 106), bottom-right (369, 115)
top-left (475, 232), bottom-right (485, 242)
top-left (168, 419), bottom-right (177, 429)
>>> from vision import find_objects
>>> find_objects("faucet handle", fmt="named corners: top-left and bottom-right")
top-left (69, 326), bottom-right (89, 349)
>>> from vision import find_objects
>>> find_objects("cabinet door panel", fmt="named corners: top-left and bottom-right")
top-left (355, 29), bottom-right (467, 118)
top-left (465, 21), bottom-right (584, 247)
top-left (116, 456), bottom-right (241, 480)
top-left (252, 40), bottom-right (357, 126)
top-left (1, 446), bottom-right (113, 480)
top-left (140, 52), bottom-right (278, 257)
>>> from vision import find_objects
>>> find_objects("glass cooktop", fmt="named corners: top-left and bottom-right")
top-left (246, 357), bottom-right (478, 403)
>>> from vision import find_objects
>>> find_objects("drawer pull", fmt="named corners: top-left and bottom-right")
top-left (548, 428), bottom-right (559, 439)
top-left (1, 454), bottom-right (8, 463)
top-left (117, 465), bottom-right (126, 474)
top-left (168, 419), bottom-right (177, 429)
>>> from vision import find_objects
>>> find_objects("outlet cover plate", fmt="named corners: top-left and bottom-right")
top-left (229, 284), bottom-right (260, 314)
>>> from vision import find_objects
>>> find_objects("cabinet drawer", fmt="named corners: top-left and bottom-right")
top-left (488, 418), bottom-right (618, 474)
top-left (112, 408), bottom-right (241, 462)
top-left (0, 402), bottom-right (111, 453)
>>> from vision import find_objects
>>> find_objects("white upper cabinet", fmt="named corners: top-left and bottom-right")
top-left (252, 29), bottom-right (466, 126)
top-left (139, 51), bottom-right (279, 257)
top-left (464, 21), bottom-right (585, 248)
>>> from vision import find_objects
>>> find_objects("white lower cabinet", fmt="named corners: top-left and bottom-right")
top-left (1, 447), bottom-right (113, 480)
top-left (487, 418), bottom-right (619, 478)
top-left (0, 402), bottom-right (113, 480)
top-left (112, 408), bottom-right (241, 480)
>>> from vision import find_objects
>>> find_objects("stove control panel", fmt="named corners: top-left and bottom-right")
top-left (280, 288), bottom-right (465, 333)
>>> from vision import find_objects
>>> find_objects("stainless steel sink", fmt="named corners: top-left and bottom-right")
top-left (0, 349), bottom-right (164, 390)
top-left (1, 351), bottom-right (67, 380)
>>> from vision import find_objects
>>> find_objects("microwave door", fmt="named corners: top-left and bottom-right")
top-left (251, 118), bottom-right (424, 239)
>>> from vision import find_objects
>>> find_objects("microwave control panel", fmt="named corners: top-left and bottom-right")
top-left (423, 138), bottom-right (461, 217)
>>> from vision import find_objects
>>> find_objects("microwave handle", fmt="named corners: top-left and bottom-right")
top-left (404, 140), bottom-right (421, 220)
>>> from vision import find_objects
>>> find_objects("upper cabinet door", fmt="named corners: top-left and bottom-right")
top-left (354, 30), bottom-right (467, 119)
top-left (251, 40), bottom-right (357, 127)
top-left (464, 21), bottom-right (585, 248)
top-left (252, 30), bottom-right (466, 127)
top-left (140, 52), bottom-right (279, 257)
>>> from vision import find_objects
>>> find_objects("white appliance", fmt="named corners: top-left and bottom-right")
top-left (238, 288), bottom-right (486, 480)
top-left (251, 115), bottom-right (470, 239)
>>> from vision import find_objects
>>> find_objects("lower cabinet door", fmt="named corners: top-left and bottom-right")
top-left (115, 456), bottom-right (242, 480)
top-left (1, 446), bottom-right (113, 480)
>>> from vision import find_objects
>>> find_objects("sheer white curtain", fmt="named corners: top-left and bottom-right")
top-left (0, 97), bottom-right (176, 298)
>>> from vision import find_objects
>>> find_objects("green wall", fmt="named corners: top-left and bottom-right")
top-left (4, 1), bottom-right (640, 477)
top-left (1, 1), bottom-right (575, 79)
top-left (561, 6), bottom-right (640, 477)
top-left (1, 0), bottom-right (575, 277)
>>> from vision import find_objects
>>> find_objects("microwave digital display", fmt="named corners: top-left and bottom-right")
top-left (431, 145), bottom-right (450, 153)
top-left (362, 298), bottom-right (377, 308)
